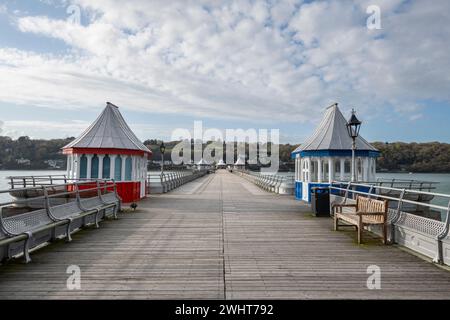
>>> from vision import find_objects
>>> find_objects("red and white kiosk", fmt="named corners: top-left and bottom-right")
top-left (63, 102), bottom-right (152, 203)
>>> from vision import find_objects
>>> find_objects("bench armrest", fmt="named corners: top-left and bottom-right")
top-left (333, 203), bottom-right (357, 208)
top-left (356, 211), bottom-right (386, 216)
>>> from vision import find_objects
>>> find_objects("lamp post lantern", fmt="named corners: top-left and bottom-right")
top-left (160, 141), bottom-right (166, 175)
top-left (346, 109), bottom-right (362, 182)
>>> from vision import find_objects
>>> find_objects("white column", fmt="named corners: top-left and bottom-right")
top-left (75, 154), bottom-right (81, 179)
top-left (301, 157), bottom-right (304, 182)
top-left (363, 158), bottom-right (369, 182)
top-left (307, 158), bottom-right (312, 182)
top-left (340, 158), bottom-right (345, 181)
top-left (71, 154), bottom-right (75, 179)
top-left (136, 157), bottom-right (140, 181)
top-left (130, 156), bottom-right (134, 181)
top-left (328, 158), bottom-right (334, 184)
top-left (110, 155), bottom-right (116, 180)
top-left (121, 155), bottom-right (127, 181)
top-left (98, 155), bottom-right (104, 179)
top-left (299, 158), bottom-right (303, 182)
top-left (86, 155), bottom-right (93, 179)
top-left (133, 156), bottom-right (141, 181)
top-left (66, 154), bottom-right (71, 178)
top-left (371, 158), bottom-right (377, 181)
top-left (359, 158), bottom-right (363, 181)
top-left (317, 158), bottom-right (322, 183)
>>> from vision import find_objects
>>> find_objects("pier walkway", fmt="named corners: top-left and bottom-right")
top-left (1, 171), bottom-right (450, 299)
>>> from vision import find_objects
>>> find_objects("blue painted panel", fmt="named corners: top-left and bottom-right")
top-left (125, 156), bottom-right (133, 181)
top-left (91, 155), bottom-right (99, 179)
top-left (79, 155), bottom-right (87, 179)
top-left (114, 157), bottom-right (122, 181)
top-left (103, 155), bottom-right (111, 179)
top-left (307, 183), bottom-right (330, 202)
top-left (291, 149), bottom-right (380, 159)
top-left (295, 181), bottom-right (302, 200)
top-left (295, 182), bottom-right (369, 203)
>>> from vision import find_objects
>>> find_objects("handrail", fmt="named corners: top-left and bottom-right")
top-left (332, 180), bottom-right (450, 200)
top-left (437, 200), bottom-right (450, 240)
top-left (330, 181), bottom-right (449, 212)
top-left (7, 175), bottom-right (105, 189)
top-left (0, 179), bottom-right (116, 207)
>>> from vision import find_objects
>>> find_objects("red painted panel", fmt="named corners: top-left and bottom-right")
top-left (63, 147), bottom-right (152, 158)
top-left (115, 181), bottom-right (142, 203)
top-left (67, 181), bottom-right (144, 203)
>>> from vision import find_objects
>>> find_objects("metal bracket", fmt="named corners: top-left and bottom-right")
top-left (94, 209), bottom-right (101, 229)
top-left (344, 182), bottom-right (352, 204)
top-left (390, 189), bottom-right (406, 244)
top-left (435, 200), bottom-right (450, 265)
top-left (66, 218), bottom-right (73, 242)
top-left (23, 231), bottom-right (33, 264)
top-left (367, 185), bottom-right (374, 199)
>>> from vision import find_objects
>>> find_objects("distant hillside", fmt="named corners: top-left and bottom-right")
top-left (0, 136), bottom-right (74, 170)
top-left (372, 141), bottom-right (450, 173)
top-left (1, 136), bottom-right (449, 173)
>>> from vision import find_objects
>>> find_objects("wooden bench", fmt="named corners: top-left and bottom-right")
top-left (333, 195), bottom-right (388, 244)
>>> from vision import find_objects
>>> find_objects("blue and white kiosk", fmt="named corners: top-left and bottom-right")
top-left (291, 104), bottom-right (380, 202)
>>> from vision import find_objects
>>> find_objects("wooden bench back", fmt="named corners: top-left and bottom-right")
top-left (356, 196), bottom-right (388, 223)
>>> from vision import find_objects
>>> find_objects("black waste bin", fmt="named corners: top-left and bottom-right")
top-left (311, 187), bottom-right (330, 217)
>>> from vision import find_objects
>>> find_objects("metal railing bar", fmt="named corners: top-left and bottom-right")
top-left (333, 181), bottom-right (450, 199)
top-left (330, 185), bottom-right (448, 212)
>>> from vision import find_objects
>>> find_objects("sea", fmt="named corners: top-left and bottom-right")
top-left (1, 170), bottom-right (450, 208)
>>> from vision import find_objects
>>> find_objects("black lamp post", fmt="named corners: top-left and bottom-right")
top-left (160, 141), bottom-right (166, 175)
top-left (346, 109), bottom-right (362, 182)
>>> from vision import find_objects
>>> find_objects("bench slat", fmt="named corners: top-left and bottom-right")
top-left (334, 195), bottom-right (388, 244)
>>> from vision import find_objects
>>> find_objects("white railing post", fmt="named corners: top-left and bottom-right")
top-left (368, 185), bottom-right (374, 199)
top-left (436, 200), bottom-right (450, 265)
top-left (344, 182), bottom-right (352, 204)
top-left (390, 189), bottom-right (406, 245)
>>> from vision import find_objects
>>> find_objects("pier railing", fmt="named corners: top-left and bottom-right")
top-left (147, 170), bottom-right (207, 194)
top-left (7, 174), bottom-right (113, 190)
top-left (8, 175), bottom-right (71, 189)
top-left (329, 181), bottom-right (450, 266)
top-left (373, 178), bottom-right (438, 191)
top-left (233, 169), bottom-right (295, 195)
top-left (0, 179), bottom-right (121, 263)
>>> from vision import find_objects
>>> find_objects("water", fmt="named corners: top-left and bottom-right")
top-left (0, 170), bottom-right (66, 203)
top-left (376, 172), bottom-right (450, 194)
top-left (1, 170), bottom-right (449, 207)
top-left (377, 172), bottom-right (450, 209)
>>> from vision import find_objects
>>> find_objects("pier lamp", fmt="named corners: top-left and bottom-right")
top-left (346, 109), bottom-right (362, 182)
top-left (160, 141), bottom-right (166, 175)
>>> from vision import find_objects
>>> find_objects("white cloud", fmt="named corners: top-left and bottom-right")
top-left (2, 120), bottom-right (90, 139)
top-left (1, 119), bottom-right (175, 141)
top-left (0, 0), bottom-right (449, 130)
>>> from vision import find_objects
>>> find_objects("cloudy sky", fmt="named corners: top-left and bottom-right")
top-left (0, 0), bottom-right (449, 143)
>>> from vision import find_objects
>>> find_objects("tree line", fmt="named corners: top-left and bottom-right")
top-left (1, 136), bottom-right (449, 173)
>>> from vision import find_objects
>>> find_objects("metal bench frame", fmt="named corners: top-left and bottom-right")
top-left (0, 181), bottom-right (121, 263)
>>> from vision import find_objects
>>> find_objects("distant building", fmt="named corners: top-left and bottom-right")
top-left (234, 156), bottom-right (246, 170)
top-left (197, 158), bottom-right (210, 171)
top-left (45, 159), bottom-right (65, 169)
top-left (216, 159), bottom-right (226, 169)
top-left (63, 102), bottom-right (152, 203)
top-left (16, 158), bottom-right (31, 166)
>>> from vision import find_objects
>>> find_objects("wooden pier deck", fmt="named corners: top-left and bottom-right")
top-left (1, 170), bottom-right (450, 299)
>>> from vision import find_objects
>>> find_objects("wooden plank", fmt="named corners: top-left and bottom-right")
top-left (0, 171), bottom-right (450, 299)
